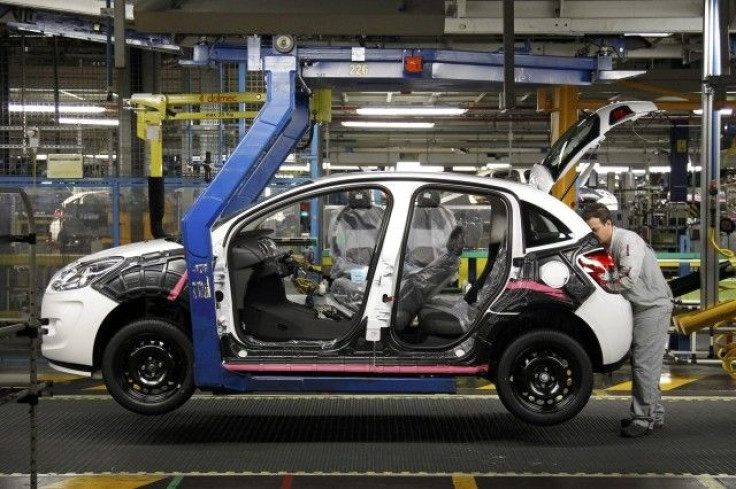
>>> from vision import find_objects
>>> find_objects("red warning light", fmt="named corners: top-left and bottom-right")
top-left (404, 55), bottom-right (423, 73)
top-left (609, 106), bottom-right (633, 125)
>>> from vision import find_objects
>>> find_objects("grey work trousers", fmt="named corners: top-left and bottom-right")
top-left (629, 304), bottom-right (673, 428)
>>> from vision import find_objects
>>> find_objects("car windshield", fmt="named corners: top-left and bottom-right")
top-left (539, 114), bottom-right (600, 181)
top-left (215, 178), bottom-right (312, 226)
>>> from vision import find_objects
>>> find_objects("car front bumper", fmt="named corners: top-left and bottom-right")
top-left (41, 286), bottom-right (119, 375)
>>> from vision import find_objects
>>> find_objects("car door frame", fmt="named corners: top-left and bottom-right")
top-left (216, 180), bottom-right (398, 355)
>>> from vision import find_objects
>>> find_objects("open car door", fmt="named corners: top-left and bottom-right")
top-left (528, 101), bottom-right (657, 194)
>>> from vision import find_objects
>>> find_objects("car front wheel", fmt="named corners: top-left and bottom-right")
top-left (495, 329), bottom-right (593, 426)
top-left (102, 319), bottom-right (195, 415)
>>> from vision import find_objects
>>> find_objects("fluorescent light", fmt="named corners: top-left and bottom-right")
top-left (356, 107), bottom-right (467, 116)
top-left (396, 161), bottom-right (421, 171)
top-left (396, 161), bottom-right (444, 172)
top-left (452, 166), bottom-right (480, 172)
top-left (325, 165), bottom-right (360, 170)
top-left (341, 121), bottom-right (435, 129)
top-left (595, 165), bottom-right (630, 173)
top-left (693, 108), bottom-right (733, 115)
top-left (9, 104), bottom-right (106, 114)
top-left (648, 166), bottom-right (671, 173)
top-left (624, 32), bottom-right (672, 37)
top-left (59, 117), bottom-right (118, 126)
top-left (486, 163), bottom-right (510, 170)
top-left (279, 164), bottom-right (309, 172)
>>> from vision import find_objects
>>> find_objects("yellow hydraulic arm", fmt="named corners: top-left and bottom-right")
top-left (128, 91), bottom-right (265, 177)
top-left (126, 91), bottom-right (265, 238)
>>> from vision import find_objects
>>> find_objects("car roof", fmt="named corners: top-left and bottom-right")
top-left (252, 171), bottom-right (591, 238)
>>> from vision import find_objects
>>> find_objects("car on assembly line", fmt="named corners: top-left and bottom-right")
top-left (40, 101), bottom-right (655, 426)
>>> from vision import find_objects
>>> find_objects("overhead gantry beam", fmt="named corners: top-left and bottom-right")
top-left (445, 0), bottom-right (705, 35)
top-left (184, 44), bottom-right (642, 89)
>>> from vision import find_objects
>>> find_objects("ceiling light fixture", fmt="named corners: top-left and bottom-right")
top-left (342, 121), bottom-right (435, 129)
top-left (594, 165), bottom-right (630, 173)
top-left (356, 107), bottom-right (467, 116)
top-left (59, 117), bottom-right (118, 126)
top-left (486, 163), bottom-right (511, 170)
top-left (10, 104), bottom-right (106, 114)
top-left (623, 32), bottom-right (672, 37)
top-left (693, 108), bottom-right (733, 116)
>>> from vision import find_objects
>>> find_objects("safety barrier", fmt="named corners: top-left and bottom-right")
top-left (0, 188), bottom-right (51, 489)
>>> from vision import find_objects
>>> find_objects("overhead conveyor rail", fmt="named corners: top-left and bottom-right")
top-left (0, 188), bottom-right (50, 489)
top-left (182, 42), bottom-right (637, 89)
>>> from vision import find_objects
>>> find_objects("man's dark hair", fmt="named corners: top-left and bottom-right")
top-left (581, 203), bottom-right (612, 223)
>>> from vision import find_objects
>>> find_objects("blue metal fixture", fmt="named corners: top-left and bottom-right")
top-left (183, 44), bottom-right (619, 88)
top-left (181, 54), bottom-right (309, 390)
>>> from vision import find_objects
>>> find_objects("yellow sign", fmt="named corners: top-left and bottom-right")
top-left (46, 153), bottom-right (83, 178)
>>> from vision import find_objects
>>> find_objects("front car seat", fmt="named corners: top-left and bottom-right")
top-left (329, 189), bottom-right (384, 311)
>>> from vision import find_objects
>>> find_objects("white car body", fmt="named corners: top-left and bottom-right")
top-left (42, 173), bottom-right (632, 373)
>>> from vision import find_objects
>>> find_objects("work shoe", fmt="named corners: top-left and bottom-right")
top-left (620, 418), bottom-right (664, 430)
top-left (620, 422), bottom-right (652, 438)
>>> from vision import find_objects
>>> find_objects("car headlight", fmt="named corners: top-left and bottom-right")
top-left (49, 257), bottom-right (124, 291)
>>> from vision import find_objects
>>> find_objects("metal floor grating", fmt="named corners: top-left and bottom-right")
top-left (1, 395), bottom-right (735, 475)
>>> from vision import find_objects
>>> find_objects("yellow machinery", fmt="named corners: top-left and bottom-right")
top-left (127, 91), bottom-right (265, 237)
top-left (672, 228), bottom-right (736, 377)
top-left (128, 91), bottom-right (265, 178)
top-left (127, 88), bottom-right (332, 238)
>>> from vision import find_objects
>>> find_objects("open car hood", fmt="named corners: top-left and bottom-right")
top-left (528, 101), bottom-right (657, 194)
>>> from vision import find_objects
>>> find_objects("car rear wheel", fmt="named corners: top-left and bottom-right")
top-left (495, 329), bottom-right (593, 426)
top-left (102, 319), bottom-right (195, 415)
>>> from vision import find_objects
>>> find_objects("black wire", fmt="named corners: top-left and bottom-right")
top-left (295, 121), bottom-right (315, 150)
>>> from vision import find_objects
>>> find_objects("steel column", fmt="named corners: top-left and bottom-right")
top-left (701, 0), bottom-right (722, 310)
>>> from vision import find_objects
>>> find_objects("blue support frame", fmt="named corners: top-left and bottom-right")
top-left (181, 54), bottom-right (310, 390)
top-left (183, 44), bottom-right (609, 88)
top-left (309, 124), bottom-right (322, 262)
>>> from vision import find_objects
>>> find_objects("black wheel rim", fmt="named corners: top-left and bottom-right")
top-left (508, 343), bottom-right (580, 413)
top-left (114, 333), bottom-right (188, 404)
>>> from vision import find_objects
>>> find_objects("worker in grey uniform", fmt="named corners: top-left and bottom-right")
top-left (583, 203), bottom-right (673, 438)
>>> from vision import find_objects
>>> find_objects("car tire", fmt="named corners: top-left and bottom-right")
top-left (495, 329), bottom-right (593, 426)
top-left (102, 319), bottom-right (195, 415)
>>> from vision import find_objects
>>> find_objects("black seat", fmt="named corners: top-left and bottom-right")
top-left (329, 189), bottom-right (384, 311)
top-left (394, 190), bottom-right (464, 332)
top-left (417, 210), bottom-right (508, 337)
top-left (404, 190), bottom-right (457, 274)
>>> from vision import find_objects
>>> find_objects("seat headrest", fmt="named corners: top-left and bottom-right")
top-left (489, 211), bottom-right (507, 245)
top-left (416, 190), bottom-right (440, 208)
top-left (446, 225), bottom-right (465, 256)
top-left (348, 189), bottom-right (372, 209)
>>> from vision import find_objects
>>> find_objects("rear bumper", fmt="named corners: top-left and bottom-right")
top-left (575, 289), bottom-right (633, 366)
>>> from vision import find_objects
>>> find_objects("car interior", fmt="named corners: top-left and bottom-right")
top-left (394, 190), bottom-right (509, 347)
top-left (227, 187), bottom-right (509, 350)
top-left (229, 188), bottom-right (388, 344)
